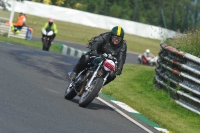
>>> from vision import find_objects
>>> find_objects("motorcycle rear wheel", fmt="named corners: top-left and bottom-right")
top-left (79, 77), bottom-right (104, 108)
top-left (64, 83), bottom-right (77, 100)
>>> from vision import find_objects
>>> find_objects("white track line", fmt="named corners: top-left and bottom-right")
top-left (96, 97), bottom-right (154, 133)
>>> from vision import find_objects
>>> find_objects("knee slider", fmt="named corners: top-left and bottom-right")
top-left (79, 54), bottom-right (90, 64)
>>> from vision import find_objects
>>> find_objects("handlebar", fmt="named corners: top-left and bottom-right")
top-left (90, 53), bottom-right (117, 64)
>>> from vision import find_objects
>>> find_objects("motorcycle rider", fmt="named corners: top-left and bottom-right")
top-left (69, 26), bottom-right (127, 85)
top-left (41, 18), bottom-right (58, 43)
top-left (142, 49), bottom-right (155, 65)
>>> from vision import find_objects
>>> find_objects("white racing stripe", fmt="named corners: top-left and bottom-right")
top-left (155, 127), bottom-right (169, 133)
top-left (111, 100), bottom-right (140, 113)
top-left (96, 97), bottom-right (154, 133)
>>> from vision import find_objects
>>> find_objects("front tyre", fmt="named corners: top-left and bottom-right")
top-left (79, 77), bottom-right (104, 108)
top-left (46, 41), bottom-right (51, 51)
top-left (42, 40), bottom-right (47, 51)
top-left (42, 40), bottom-right (50, 51)
top-left (64, 83), bottom-right (77, 100)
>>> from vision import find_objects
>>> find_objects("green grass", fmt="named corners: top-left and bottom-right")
top-left (102, 64), bottom-right (200, 133)
top-left (0, 35), bottom-right (62, 53)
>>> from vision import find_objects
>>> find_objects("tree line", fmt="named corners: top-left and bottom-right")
top-left (31, 0), bottom-right (200, 32)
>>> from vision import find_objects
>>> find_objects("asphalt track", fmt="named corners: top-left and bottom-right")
top-left (0, 41), bottom-right (159, 133)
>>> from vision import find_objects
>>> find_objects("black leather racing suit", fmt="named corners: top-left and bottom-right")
top-left (73, 32), bottom-right (127, 85)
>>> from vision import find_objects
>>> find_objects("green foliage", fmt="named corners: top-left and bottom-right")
top-left (31, 0), bottom-right (200, 32)
top-left (55, 0), bottom-right (64, 6)
top-left (109, 2), bottom-right (121, 18)
top-left (166, 28), bottom-right (200, 57)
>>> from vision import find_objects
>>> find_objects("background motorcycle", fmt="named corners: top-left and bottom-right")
top-left (138, 54), bottom-right (158, 67)
top-left (41, 28), bottom-right (53, 51)
top-left (64, 53), bottom-right (117, 108)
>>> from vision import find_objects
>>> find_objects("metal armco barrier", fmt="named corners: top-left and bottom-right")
top-left (154, 42), bottom-right (200, 115)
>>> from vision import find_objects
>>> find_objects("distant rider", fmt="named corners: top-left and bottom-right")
top-left (69, 26), bottom-right (127, 85)
top-left (142, 49), bottom-right (155, 65)
top-left (41, 18), bottom-right (58, 43)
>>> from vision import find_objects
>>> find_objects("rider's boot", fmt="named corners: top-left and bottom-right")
top-left (69, 63), bottom-right (83, 81)
top-left (69, 54), bottom-right (89, 81)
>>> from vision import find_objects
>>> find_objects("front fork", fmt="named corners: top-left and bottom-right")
top-left (103, 73), bottom-right (109, 84)
top-left (68, 70), bottom-right (84, 82)
top-left (85, 62), bottom-right (103, 91)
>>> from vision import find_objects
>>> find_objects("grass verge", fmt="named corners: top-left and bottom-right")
top-left (102, 64), bottom-right (200, 133)
top-left (0, 35), bottom-right (62, 53)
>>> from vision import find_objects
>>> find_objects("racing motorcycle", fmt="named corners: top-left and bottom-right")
top-left (64, 53), bottom-right (117, 108)
top-left (138, 54), bottom-right (158, 67)
top-left (41, 28), bottom-right (54, 51)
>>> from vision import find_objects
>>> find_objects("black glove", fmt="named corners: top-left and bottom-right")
top-left (101, 53), bottom-right (108, 59)
top-left (90, 50), bottom-right (98, 56)
top-left (116, 68), bottom-right (122, 75)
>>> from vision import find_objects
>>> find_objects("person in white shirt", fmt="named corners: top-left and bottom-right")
top-left (142, 49), bottom-right (155, 65)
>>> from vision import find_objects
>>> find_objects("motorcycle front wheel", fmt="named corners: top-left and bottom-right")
top-left (42, 40), bottom-right (50, 51)
top-left (64, 83), bottom-right (77, 100)
top-left (46, 41), bottom-right (51, 51)
top-left (79, 77), bottom-right (104, 108)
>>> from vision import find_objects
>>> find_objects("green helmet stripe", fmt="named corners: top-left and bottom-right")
top-left (117, 26), bottom-right (122, 36)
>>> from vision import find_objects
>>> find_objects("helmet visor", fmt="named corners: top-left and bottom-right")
top-left (112, 35), bottom-right (122, 45)
top-left (112, 35), bottom-right (122, 42)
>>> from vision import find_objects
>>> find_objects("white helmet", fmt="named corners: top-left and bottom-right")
top-left (146, 49), bottom-right (150, 53)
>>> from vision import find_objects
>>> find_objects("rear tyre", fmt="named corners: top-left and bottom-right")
top-left (64, 83), bottom-right (77, 100)
top-left (79, 77), bottom-right (104, 108)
